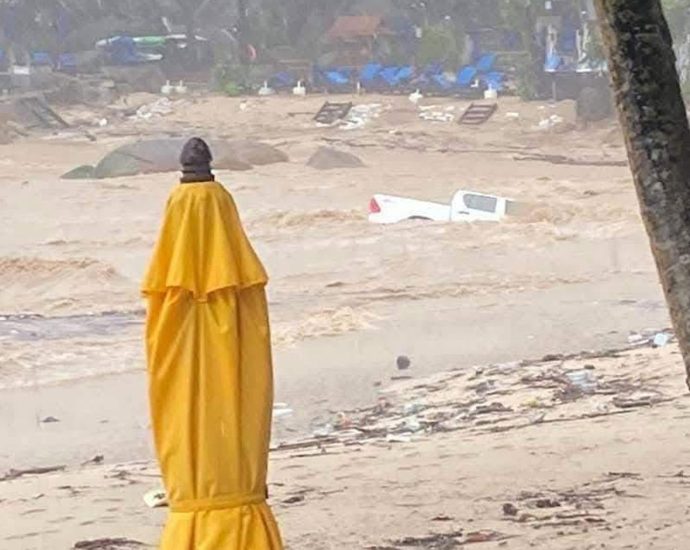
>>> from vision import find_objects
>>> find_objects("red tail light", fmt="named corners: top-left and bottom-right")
top-left (369, 198), bottom-right (381, 214)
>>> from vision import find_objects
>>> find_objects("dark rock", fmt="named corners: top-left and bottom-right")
top-left (307, 146), bottom-right (364, 170)
top-left (397, 356), bottom-right (411, 371)
top-left (502, 503), bottom-right (519, 517)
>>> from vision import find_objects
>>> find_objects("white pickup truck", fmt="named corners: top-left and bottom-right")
top-left (369, 190), bottom-right (515, 224)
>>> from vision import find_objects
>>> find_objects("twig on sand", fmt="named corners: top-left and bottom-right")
top-left (73, 538), bottom-right (147, 550)
top-left (513, 153), bottom-right (628, 167)
top-left (0, 465), bottom-right (66, 482)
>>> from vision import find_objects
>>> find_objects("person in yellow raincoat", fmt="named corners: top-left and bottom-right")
top-left (142, 138), bottom-right (283, 549)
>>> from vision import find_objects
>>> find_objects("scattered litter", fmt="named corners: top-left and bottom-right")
top-left (312, 423), bottom-right (335, 438)
top-left (505, 112), bottom-right (520, 120)
top-left (394, 530), bottom-right (464, 547)
top-left (535, 498), bottom-right (561, 509)
top-left (529, 412), bottom-right (547, 425)
top-left (565, 370), bottom-right (598, 394)
top-left (514, 152), bottom-right (628, 167)
top-left (470, 402), bottom-right (512, 416)
top-left (419, 109), bottom-right (455, 123)
top-left (340, 103), bottom-right (384, 130)
top-left (380, 529), bottom-right (507, 548)
top-left (135, 97), bottom-right (176, 120)
top-left (273, 403), bottom-right (294, 419)
top-left (386, 434), bottom-right (412, 444)
top-left (464, 531), bottom-right (504, 544)
top-left (612, 392), bottom-right (658, 409)
top-left (653, 332), bottom-right (671, 348)
top-left (607, 471), bottom-right (642, 480)
top-left (628, 332), bottom-right (649, 346)
top-left (143, 488), bottom-right (168, 509)
top-left (276, 337), bottom-right (676, 455)
top-left (81, 455), bottom-right (105, 466)
top-left (537, 114), bottom-right (564, 130)
top-left (334, 412), bottom-right (353, 430)
top-left (314, 101), bottom-right (353, 125)
top-left (628, 329), bottom-right (675, 347)
top-left (41, 416), bottom-right (60, 424)
top-left (401, 416), bottom-right (423, 433)
top-left (403, 402), bottom-right (425, 416)
top-left (282, 494), bottom-right (306, 505)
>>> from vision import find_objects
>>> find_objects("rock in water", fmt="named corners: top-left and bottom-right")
top-left (219, 140), bottom-right (289, 166)
top-left (307, 147), bottom-right (364, 170)
top-left (61, 139), bottom-right (288, 179)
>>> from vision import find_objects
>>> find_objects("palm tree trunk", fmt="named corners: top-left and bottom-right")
top-left (594, 0), bottom-right (690, 388)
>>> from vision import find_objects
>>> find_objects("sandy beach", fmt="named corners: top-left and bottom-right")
top-left (0, 92), bottom-right (681, 548)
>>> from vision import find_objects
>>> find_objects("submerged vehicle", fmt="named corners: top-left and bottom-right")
top-left (368, 190), bottom-right (514, 224)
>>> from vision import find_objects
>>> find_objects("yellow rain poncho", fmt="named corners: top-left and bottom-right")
top-left (143, 181), bottom-right (283, 549)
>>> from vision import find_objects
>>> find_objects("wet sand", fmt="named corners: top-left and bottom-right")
top-left (3, 343), bottom-right (689, 549)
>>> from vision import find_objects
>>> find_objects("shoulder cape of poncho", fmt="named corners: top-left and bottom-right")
top-left (142, 181), bottom-right (267, 298)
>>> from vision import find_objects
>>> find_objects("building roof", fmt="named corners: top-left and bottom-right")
top-left (326, 15), bottom-right (389, 41)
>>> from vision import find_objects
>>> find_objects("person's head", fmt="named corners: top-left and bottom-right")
top-left (180, 137), bottom-right (214, 183)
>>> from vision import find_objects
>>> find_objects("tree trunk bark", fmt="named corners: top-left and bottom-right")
top-left (594, 0), bottom-right (690, 388)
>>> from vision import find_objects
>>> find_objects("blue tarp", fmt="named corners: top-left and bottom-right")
top-left (457, 66), bottom-right (478, 88)
top-left (475, 53), bottom-right (496, 73)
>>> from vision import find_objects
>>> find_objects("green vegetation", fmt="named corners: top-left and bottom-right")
top-left (3, 0), bottom-right (690, 102)
top-left (417, 24), bottom-right (462, 67)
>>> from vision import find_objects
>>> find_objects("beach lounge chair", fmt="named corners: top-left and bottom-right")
top-left (359, 62), bottom-right (382, 86)
top-left (475, 53), bottom-right (497, 74)
top-left (392, 66), bottom-right (415, 89)
top-left (313, 66), bottom-right (352, 92)
top-left (544, 52), bottom-right (562, 72)
top-left (456, 66), bottom-right (478, 88)
top-left (482, 71), bottom-right (504, 91)
top-left (57, 53), bottom-right (78, 74)
top-left (31, 52), bottom-right (53, 66)
top-left (378, 66), bottom-right (400, 88)
top-left (269, 71), bottom-right (297, 91)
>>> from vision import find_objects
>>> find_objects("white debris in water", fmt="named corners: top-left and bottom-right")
top-left (339, 103), bottom-right (385, 130)
top-left (537, 114), bottom-right (565, 130)
top-left (417, 105), bottom-right (456, 123)
top-left (134, 97), bottom-right (180, 120)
